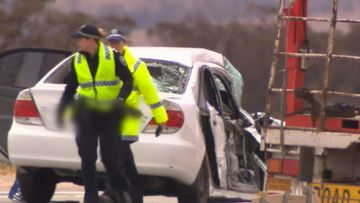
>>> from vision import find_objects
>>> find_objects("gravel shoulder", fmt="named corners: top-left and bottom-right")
top-left (0, 162), bottom-right (83, 192)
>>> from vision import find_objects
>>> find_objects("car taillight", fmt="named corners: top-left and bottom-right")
top-left (14, 89), bottom-right (43, 126)
top-left (267, 158), bottom-right (299, 177)
top-left (142, 100), bottom-right (184, 134)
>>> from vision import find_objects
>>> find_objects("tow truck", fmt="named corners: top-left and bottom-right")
top-left (263, 0), bottom-right (360, 202)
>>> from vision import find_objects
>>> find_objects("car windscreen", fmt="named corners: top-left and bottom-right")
top-left (44, 56), bottom-right (191, 94)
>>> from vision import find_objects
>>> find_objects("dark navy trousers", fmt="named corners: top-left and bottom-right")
top-left (75, 108), bottom-right (131, 203)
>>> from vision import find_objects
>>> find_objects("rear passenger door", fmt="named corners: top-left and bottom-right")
top-left (0, 48), bottom-right (70, 161)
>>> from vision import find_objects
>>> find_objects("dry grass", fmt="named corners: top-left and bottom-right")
top-left (0, 162), bottom-right (83, 192)
top-left (0, 161), bottom-right (15, 191)
top-left (0, 161), bottom-right (15, 176)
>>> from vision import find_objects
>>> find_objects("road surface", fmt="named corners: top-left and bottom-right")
top-left (0, 191), bottom-right (251, 203)
top-left (0, 191), bottom-right (178, 203)
top-left (0, 176), bottom-right (250, 203)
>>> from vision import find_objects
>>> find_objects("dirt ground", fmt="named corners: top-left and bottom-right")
top-left (0, 162), bottom-right (16, 191)
top-left (0, 162), bottom-right (83, 192)
top-left (0, 163), bottom-right (178, 202)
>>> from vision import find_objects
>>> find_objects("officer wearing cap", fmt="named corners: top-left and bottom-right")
top-left (107, 29), bottom-right (168, 140)
top-left (102, 29), bottom-right (168, 203)
top-left (57, 24), bottom-right (134, 203)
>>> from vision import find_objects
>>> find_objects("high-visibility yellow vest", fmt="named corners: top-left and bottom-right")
top-left (74, 42), bottom-right (121, 111)
top-left (120, 46), bottom-right (168, 141)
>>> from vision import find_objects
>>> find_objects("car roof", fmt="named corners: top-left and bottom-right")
top-left (129, 47), bottom-right (224, 68)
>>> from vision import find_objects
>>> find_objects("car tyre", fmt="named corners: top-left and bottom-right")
top-left (177, 156), bottom-right (210, 203)
top-left (17, 168), bottom-right (57, 203)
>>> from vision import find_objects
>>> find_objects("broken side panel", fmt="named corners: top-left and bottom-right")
top-left (207, 103), bottom-right (228, 189)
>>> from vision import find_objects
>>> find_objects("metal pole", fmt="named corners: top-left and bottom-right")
top-left (283, 16), bottom-right (360, 24)
top-left (279, 52), bottom-right (360, 60)
top-left (263, 0), bottom-right (286, 150)
top-left (271, 88), bottom-right (360, 99)
top-left (280, 18), bottom-right (289, 154)
top-left (319, 0), bottom-right (339, 130)
top-left (280, 81), bottom-right (287, 152)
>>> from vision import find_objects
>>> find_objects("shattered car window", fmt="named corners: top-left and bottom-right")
top-left (46, 58), bottom-right (190, 94)
top-left (214, 77), bottom-right (226, 91)
top-left (223, 57), bottom-right (244, 107)
top-left (144, 61), bottom-right (190, 94)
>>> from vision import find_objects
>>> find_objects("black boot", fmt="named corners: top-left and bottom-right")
top-left (115, 191), bottom-right (132, 203)
top-left (99, 193), bottom-right (114, 203)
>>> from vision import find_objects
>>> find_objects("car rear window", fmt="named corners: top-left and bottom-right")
top-left (144, 60), bottom-right (190, 94)
top-left (45, 57), bottom-right (191, 94)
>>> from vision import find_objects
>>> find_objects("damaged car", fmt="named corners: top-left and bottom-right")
top-left (3, 47), bottom-right (266, 202)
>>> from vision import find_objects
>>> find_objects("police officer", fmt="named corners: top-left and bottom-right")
top-left (99, 29), bottom-right (168, 203)
top-left (57, 24), bottom-right (134, 203)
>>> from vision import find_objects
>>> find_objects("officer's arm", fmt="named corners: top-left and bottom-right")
top-left (114, 51), bottom-right (133, 101)
top-left (133, 62), bottom-right (168, 124)
top-left (59, 63), bottom-right (78, 110)
top-left (57, 62), bottom-right (78, 125)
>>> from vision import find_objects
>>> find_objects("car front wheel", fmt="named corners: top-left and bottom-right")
top-left (177, 156), bottom-right (210, 203)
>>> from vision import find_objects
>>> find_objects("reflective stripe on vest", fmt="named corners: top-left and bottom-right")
top-left (79, 80), bottom-right (120, 88)
top-left (74, 42), bottom-right (121, 103)
top-left (119, 46), bottom-right (168, 139)
top-left (133, 60), bottom-right (141, 73)
top-left (122, 46), bottom-right (141, 74)
top-left (150, 101), bottom-right (162, 110)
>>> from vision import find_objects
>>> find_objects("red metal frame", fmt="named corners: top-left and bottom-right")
top-left (284, 0), bottom-right (360, 133)
top-left (285, 0), bottom-right (307, 114)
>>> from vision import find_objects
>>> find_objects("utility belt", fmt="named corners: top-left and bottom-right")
top-left (74, 95), bottom-right (142, 117)
top-left (75, 96), bottom-right (114, 112)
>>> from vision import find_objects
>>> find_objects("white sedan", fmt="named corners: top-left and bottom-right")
top-left (6, 47), bottom-right (264, 202)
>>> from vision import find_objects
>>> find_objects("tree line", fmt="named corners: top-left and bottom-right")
top-left (2, 0), bottom-right (360, 113)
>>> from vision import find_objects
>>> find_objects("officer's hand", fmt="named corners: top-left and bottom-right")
top-left (112, 99), bottom-right (126, 116)
top-left (56, 109), bottom-right (65, 129)
top-left (155, 124), bottom-right (166, 137)
top-left (127, 107), bottom-right (143, 118)
top-left (113, 99), bottom-right (142, 118)
top-left (113, 98), bottom-right (124, 109)
top-left (57, 116), bottom-right (64, 129)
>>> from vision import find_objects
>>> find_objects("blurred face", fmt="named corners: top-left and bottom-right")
top-left (75, 37), bottom-right (97, 52)
top-left (107, 40), bottom-right (125, 52)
